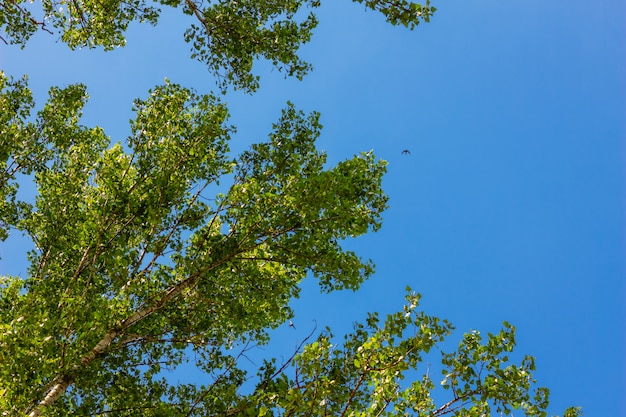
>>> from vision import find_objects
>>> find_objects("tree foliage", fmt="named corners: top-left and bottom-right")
top-left (0, 1), bottom-right (582, 416)
top-left (0, 0), bottom-right (435, 92)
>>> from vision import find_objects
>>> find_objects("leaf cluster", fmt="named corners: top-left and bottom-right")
top-left (1, 0), bottom-right (435, 91)
top-left (229, 292), bottom-right (582, 417)
top-left (0, 74), bottom-right (388, 415)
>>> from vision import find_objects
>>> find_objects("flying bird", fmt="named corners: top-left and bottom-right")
top-left (289, 320), bottom-right (296, 329)
top-left (401, 149), bottom-right (411, 155)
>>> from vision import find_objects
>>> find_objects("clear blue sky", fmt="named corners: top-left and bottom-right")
top-left (1, 0), bottom-right (624, 415)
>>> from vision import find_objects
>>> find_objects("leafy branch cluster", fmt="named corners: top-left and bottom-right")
top-left (0, 74), bottom-right (389, 415)
top-left (1, 0), bottom-right (434, 91)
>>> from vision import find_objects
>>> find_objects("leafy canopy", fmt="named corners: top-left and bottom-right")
top-left (0, 1), bottom-right (581, 417)
top-left (1, 0), bottom-right (436, 92)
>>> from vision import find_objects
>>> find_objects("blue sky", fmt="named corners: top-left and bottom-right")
top-left (1, 0), bottom-right (624, 415)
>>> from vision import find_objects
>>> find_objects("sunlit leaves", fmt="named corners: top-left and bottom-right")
top-left (1, 1), bottom-right (438, 92)
top-left (0, 77), bottom-right (391, 414)
top-left (0, 72), bottom-right (35, 240)
top-left (184, 0), bottom-right (319, 92)
top-left (245, 292), bottom-right (567, 417)
top-left (353, 0), bottom-right (438, 28)
top-left (223, 104), bottom-right (388, 292)
top-left (439, 323), bottom-right (554, 417)
top-left (0, 1), bottom-right (41, 46)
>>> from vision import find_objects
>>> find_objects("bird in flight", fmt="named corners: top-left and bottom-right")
top-left (401, 149), bottom-right (411, 155)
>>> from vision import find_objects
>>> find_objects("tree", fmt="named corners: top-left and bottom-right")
top-left (0, 1), bottom-right (581, 416)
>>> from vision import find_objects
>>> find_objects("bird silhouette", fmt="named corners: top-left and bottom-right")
top-left (401, 149), bottom-right (411, 155)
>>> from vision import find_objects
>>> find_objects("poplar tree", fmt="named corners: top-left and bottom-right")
top-left (0, 1), bottom-right (580, 416)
